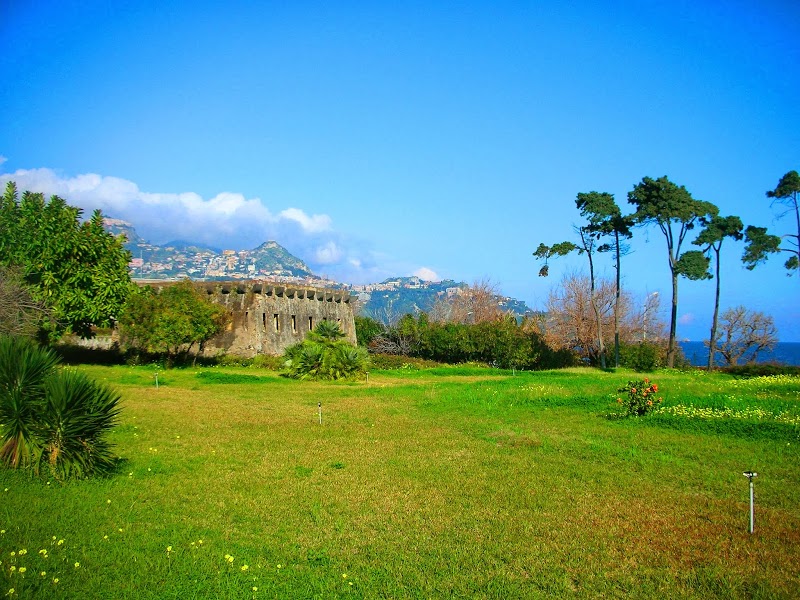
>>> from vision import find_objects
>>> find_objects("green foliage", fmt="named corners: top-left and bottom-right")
top-left (722, 363), bottom-right (800, 377)
top-left (382, 314), bottom-right (577, 369)
top-left (354, 315), bottom-right (385, 347)
top-left (0, 336), bottom-right (121, 479)
top-left (368, 354), bottom-right (442, 370)
top-left (0, 182), bottom-right (134, 340)
top-left (118, 281), bottom-right (229, 365)
top-left (618, 342), bottom-right (663, 372)
top-left (308, 319), bottom-right (345, 342)
top-left (283, 322), bottom-right (369, 380)
top-left (628, 175), bottom-right (718, 368)
top-left (742, 225), bottom-right (782, 270)
top-left (0, 337), bottom-right (61, 468)
top-left (37, 369), bottom-right (122, 479)
top-left (616, 378), bottom-right (662, 416)
top-left (674, 249), bottom-right (712, 280)
top-left (533, 241), bottom-right (577, 277)
top-left (765, 170), bottom-right (800, 275)
top-left (251, 354), bottom-right (284, 370)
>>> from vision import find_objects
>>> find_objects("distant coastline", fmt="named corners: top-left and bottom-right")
top-left (679, 341), bottom-right (800, 367)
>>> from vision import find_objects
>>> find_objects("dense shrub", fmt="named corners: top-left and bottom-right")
top-left (354, 316), bottom-right (386, 347)
top-left (251, 354), bottom-right (284, 370)
top-left (0, 336), bottom-right (121, 479)
top-left (38, 369), bottom-right (122, 479)
top-left (0, 336), bottom-right (60, 468)
top-left (616, 378), bottom-right (663, 416)
top-left (368, 354), bottom-right (442, 370)
top-left (722, 364), bottom-right (800, 377)
top-left (618, 342), bottom-right (663, 372)
top-left (283, 322), bottom-right (369, 380)
top-left (379, 314), bottom-right (577, 370)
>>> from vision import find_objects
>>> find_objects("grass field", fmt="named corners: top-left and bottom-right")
top-left (1, 365), bottom-right (798, 599)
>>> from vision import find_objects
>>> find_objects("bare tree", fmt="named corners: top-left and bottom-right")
top-left (540, 272), bottom-right (666, 363)
top-left (712, 306), bottom-right (778, 366)
top-left (0, 266), bottom-right (49, 338)
top-left (448, 279), bottom-right (506, 324)
top-left (427, 295), bottom-right (453, 324)
top-left (365, 298), bottom-right (403, 327)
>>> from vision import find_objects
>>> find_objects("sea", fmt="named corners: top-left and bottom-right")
top-left (679, 341), bottom-right (800, 367)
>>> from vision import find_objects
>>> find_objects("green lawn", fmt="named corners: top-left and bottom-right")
top-left (1, 365), bottom-right (798, 599)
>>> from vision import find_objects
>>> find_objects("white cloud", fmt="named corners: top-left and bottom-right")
top-left (0, 166), bottom-right (332, 250)
top-left (0, 156), bottom-right (7, 166)
top-left (678, 313), bottom-right (695, 325)
top-left (314, 241), bottom-right (343, 264)
top-left (278, 208), bottom-right (331, 233)
top-left (0, 165), bottom-right (406, 285)
top-left (413, 267), bottom-right (440, 281)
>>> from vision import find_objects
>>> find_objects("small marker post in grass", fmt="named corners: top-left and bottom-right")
top-left (743, 471), bottom-right (757, 533)
top-left (318, 402), bottom-right (322, 425)
top-left (155, 372), bottom-right (159, 389)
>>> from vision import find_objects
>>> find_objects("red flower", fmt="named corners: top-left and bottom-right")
top-left (651, 384), bottom-right (658, 392)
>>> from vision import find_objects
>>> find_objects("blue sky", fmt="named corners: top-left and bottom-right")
top-left (1, 0), bottom-right (798, 340)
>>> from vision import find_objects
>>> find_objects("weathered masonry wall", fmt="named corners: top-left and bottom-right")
top-left (151, 281), bottom-right (357, 357)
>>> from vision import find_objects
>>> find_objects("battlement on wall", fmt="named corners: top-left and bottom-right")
top-left (140, 279), bottom-right (354, 304)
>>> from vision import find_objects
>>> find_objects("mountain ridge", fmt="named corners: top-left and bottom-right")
top-left (105, 218), bottom-right (535, 319)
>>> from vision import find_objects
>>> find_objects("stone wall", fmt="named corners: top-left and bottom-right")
top-left (191, 281), bottom-right (357, 357)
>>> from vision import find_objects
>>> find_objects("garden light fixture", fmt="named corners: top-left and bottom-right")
top-left (743, 471), bottom-right (757, 533)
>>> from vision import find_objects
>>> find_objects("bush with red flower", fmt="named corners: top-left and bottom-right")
top-left (616, 378), bottom-right (662, 416)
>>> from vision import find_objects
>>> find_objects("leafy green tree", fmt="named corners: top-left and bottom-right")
top-left (766, 170), bottom-right (800, 275)
top-left (536, 226), bottom-right (609, 368)
top-left (742, 226), bottom-right (782, 270)
top-left (533, 241), bottom-right (577, 277)
top-left (354, 315), bottom-right (385, 347)
top-left (576, 191), bottom-right (634, 367)
top-left (628, 176), bottom-right (718, 367)
top-left (118, 281), bottom-right (229, 365)
top-left (693, 215), bottom-right (743, 369)
top-left (0, 182), bottom-right (133, 340)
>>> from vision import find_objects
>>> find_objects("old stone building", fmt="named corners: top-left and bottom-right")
top-left (192, 281), bottom-right (357, 357)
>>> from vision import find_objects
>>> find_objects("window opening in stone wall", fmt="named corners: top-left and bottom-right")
top-left (262, 313), bottom-right (266, 332)
top-left (291, 315), bottom-right (297, 333)
top-left (244, 311), bottom-right (249, 331)
top-left (308, 316), bottom-right (313, 331)
top-left (273, 314), bottom-right (279, 332)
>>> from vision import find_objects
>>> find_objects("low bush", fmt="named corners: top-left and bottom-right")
top-left (369, 354), bottom-right (442, 370)
top-left (0, 335), bottom-right (121, 479)
top-left (616, 378), bottom-right (662, 416)
top-left (722, 363), bottom-right (800, 377)
top-left (618, 342), bottom-right (663, 372)
top-left (283, 322), bottom-right (369, 381)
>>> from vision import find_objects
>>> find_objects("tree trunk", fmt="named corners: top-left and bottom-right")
top-left (613, 231), bottom-right (621, 368)
top-left (707, 245), bottom-right (721, 370)
top-left (668, 270), bottom-right (678, 368)
top-left (587, 246), bottom-right (606, 369)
